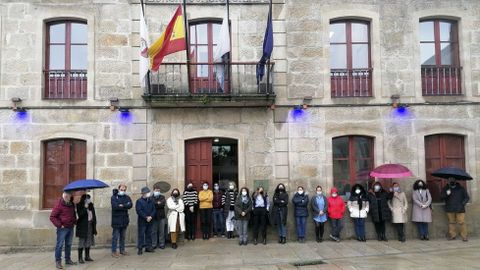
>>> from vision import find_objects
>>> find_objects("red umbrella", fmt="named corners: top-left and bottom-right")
top-left (370, 164), bottom-right (413, 178)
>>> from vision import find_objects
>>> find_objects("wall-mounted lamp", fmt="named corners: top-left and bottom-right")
top-left (117, 107), bottom-right (133, 125)
top-left (390, 94), bottom-right (400, 108)
top-left (109, 97), bottom-right (119, 111)
top-left (302, 96), bottom-right (312, 109)
top-left (11, 97), bottom-right (22, 111)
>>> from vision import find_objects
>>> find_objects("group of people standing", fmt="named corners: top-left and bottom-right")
top-left (49, 178), bottom-right (470, 269)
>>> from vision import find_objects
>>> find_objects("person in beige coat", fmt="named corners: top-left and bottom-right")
top-left (167, 188), bottom-right (185, 249)
top-left (388, 182), bottom-right (408, 242)
top-left (411, 180), bottom-right (432, 240)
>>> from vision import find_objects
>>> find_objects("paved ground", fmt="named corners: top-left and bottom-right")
top-left (1, 237), bottom-right (479, 270)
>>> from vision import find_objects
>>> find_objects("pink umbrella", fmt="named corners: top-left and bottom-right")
top-left (370, 164), bottom-right (413, 179)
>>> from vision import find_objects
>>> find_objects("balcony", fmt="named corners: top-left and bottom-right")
top-left (44, 70), bottom-right (87, 99)
top-left (422, 66), bottom-right (462, 96)
top-left (142, 62), bottom-right (275, 107)
top-left (331, 68), bottom-right (372, 98)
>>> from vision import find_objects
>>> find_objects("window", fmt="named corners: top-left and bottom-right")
top-left (425, 134), bottom-right (465, 202)
top-left (420, 20), bottom-right (461, 95)
top-left (43, 139), bottom-right (86, 208)
top-left (332, 136), bottom-right (374, 196)
top-left (45, 21), bottom-right (88, 99)
top-left (189, 21), bottom-right (229, 93)
top-left (330, 20), bottom-right (372, 97)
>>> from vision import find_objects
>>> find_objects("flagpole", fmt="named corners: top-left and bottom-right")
top-left (183, 0), bottom-right (192, 93)
top-left (140, 0), bottom-right (151, 95)
top-left (266, 0), bottom-right (271, 94)
top-left (226, 0), bottom-right (230, 93)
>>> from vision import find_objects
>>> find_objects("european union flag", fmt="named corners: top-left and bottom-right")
top-left (256, 3), bottom-right (273, 85)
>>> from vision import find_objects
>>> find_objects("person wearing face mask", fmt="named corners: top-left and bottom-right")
top-left (111, 184), bottom-right (132, 258)
top-left (151, 183), bottom-right (166, 249)
top-left (327, 187), bottom-right (345, 242)
top-left (347, 184), bottom-right (369, 242)
top-left (167, 188), bottom-right (185, 249)
top-left (411, 180), bottom-right (432, 240)
top-left (388, 182), bottom-right (408, 242)
top-left (272, 183), bottom-right (289, 244)
top-left (50, 191), bottom-right (77, 269)
top-left (224, 182), bottom-right (238, 239)
top-left (311, 186), bottom-right (328, 242)
top-left (251, 186), bottom-right (270, 245)
top-left (292, 186), bottom-right (309, 243)
top-left (198, 182), bottom-right (214, 240)
top-left (212, 183), bottom-right (226, 237)
top-left (75, 194), bottom-right (97, 264)
top-left (368, 182), bottom-right (392, 241)
top-left (234, 187), bottom-right (252, 245)
top-left (182, 183), bottom-right (198, 240)
top-left (440, 177), bottom-right (470, 241)
top-left (135, 187), bottom-right (156, 255)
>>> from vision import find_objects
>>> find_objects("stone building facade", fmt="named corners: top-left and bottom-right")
top-left (0, 0), bottom-right (479, 246)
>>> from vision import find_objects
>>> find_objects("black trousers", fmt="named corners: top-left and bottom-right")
top-left (394, 223), bottom-right (405, 239)
top-left (185, 208), bottom-right (197, 239)
top-left (374, 220), bottom-right (386, 236)
top-left (314, 221), bottom-right (325, 238)
top-left (199, 208), bottom-right (213, 235)
top-left (252, 208), bottom-right (267, 239)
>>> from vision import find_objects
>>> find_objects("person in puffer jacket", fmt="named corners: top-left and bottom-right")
top-left (347, 184), bottom-right (369, 242)
top-left (327, 187), bottom-right (345, 242)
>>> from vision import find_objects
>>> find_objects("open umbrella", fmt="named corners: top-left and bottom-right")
top-left (431, 167), bottom-right (473, 181)
top-left (370, 164), bottom-right (413, 179)
top-left (64, 179), bottom-right (109, 192)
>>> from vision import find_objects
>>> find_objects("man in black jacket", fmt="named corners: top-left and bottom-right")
top-left (111, 184), bottom-right (132, 257)
top-left (151, 184), bottom-right (167, 249)
top-left (440, 178), bottom-right (470, 241)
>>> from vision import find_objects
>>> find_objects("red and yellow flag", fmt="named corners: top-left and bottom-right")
top-left (149, 5), bottom-right (186, 71)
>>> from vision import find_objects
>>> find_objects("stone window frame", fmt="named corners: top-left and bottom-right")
top-left (415, 128), bottom-right (477, 204)
top-left (321, 9), bottom-right (382, 102)
top-left (412, 10), bottom-right (474, 98)
top-left (34, 10), bottom-right (95, 102)
top-left (34, 133), bottom-right (94, 211)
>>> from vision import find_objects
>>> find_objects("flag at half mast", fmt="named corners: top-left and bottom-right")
top-left (149, 5), bottom-right (186, 71)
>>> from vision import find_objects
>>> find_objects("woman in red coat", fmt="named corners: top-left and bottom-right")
top-left (327, 187), bottom-right (345, 242)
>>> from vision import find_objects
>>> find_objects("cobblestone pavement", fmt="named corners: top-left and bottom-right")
top-left (1, 237), bottom-right (479, 270)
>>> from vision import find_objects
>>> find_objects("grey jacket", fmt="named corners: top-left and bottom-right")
top-left (411, 189), bottom-right (432, 223)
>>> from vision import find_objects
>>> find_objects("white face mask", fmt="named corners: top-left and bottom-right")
top-left (145, 192), bottom-right (151, 198)
top-left (85, 199), bottom-right (91, 205)
top-left (316, 191), bottom-right (322, 195)
top-left (203, 185), bottom-right (208, 190)
top-left (332, 193), bottom-right (338, 197)
top-left (374, 185), bottom-right (381, 192)
top-left (214, 185), bottom-right (219, 191)
top-left (153, 191), bottom-right (161, 197)
top-left (242, 191), bottom-right (247, 196)
top-left (355, 189), bottom-right (361, 194)
top-left (229, 185), bottom-right (234, 190)
top-left (118, 191), bottom-right (126, 196)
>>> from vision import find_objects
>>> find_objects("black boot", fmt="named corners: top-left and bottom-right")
top-left (382, 233), bottom-right (388, 241)
top-left (278, 236), bottom-right (282, 243)
top-left (282, 237), bottom-right (286, 244)
top-left (84, 248), bottom-right (93, 261)
top-left (253, 239), bottom-right (258, 245)
top-left (315, 227), bottom-right (320, 242)
top-left (78, 249), bottom-right (84, 264)
top-left (263, 237), bottom-right (267, 245)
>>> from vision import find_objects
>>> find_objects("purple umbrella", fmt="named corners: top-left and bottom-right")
top-left (370, 164), bottom-right (413, 179)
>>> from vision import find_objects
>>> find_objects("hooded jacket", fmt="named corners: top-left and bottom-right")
top-left (327, 187), bottom-right (345, 219)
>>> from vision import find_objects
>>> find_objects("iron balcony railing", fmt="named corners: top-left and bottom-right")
top-left (146, 62), bottom-right (274, 96)
top-left (44, 70), bottom-right (87, 99)
top-left (421, 66), bottom-right (462, 96)
top-left (331, 68), bottom-right (373, 98)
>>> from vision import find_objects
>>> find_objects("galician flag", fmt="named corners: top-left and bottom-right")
top-left (139, 1), bottom-right (150, 89)
top-left (213, 12), bottom-right (231, 92)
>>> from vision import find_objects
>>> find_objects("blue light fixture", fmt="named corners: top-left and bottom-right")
top-left (118, 107), bottom-right (133, 125)
top-left (13, 107), bottom-right (29, 122)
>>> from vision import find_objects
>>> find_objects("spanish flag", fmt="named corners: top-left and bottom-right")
top-left (149, 5), bottom-right (186, 71)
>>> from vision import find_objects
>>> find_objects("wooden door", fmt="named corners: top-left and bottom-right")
top-left (425, 134), bottom-right (465, 202)
top-left (43, 139), bottom-right (86, 208)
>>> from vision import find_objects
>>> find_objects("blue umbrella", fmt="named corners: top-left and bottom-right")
top-left (431, 167), bottom-right (473, 181)
top-left (64, 179), bottom-right (109, 191)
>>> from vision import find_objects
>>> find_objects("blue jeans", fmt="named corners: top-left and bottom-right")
top-left (137, 222), bottom-right (153, 249)
top-left (237, 219), bottom-right (249, 242)
top-left (353, 218), bottom-right (365, 238)
top-left (112, 227), bottom-right (127, 253)
top-left (330, 218), bottom-right (343, 238)
top-left (416, 222), bottom-right (429, 237)
top-left (276, 211), bottom-right (287, 237)
top-left (212, 209), bottom-right (225, 235)
top-left (295, 216), bottom-right (307, 238)
top-left (54, 227), bottom-right (73, 262)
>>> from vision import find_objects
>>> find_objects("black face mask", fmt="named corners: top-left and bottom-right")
top-left (173, 193), bottom-right (179, 198)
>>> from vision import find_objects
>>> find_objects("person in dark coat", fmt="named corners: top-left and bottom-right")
top-left (234, 187), bottom-right (252, 246)
top-left (136, 186), bottom-right (156, 255)
top-left (251, 186), bottom-right (269, 245)
top-left (212, 183), bottom-right (226, 237)
top-left (440, 177), bottom-right (470, 241)
top-left (368, 182), bottom-right (392, 241)
top-left (272, 183), bottom-right (288, 244)
top-left (292, 186), bottom-right (309, 243)
top-left (111, 184), bottom-right (133, 257)
top-left (151, 183), bottom-right (166, 249)
top-left (76, 194), bottom-right (97, 264)
top-left (50, 191), bottom-right (77, 269)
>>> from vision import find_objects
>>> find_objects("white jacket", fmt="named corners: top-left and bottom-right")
top-left (167, 197), bottom-right (185, 233)
top-left (347, 199), bottom-right (369, 218)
